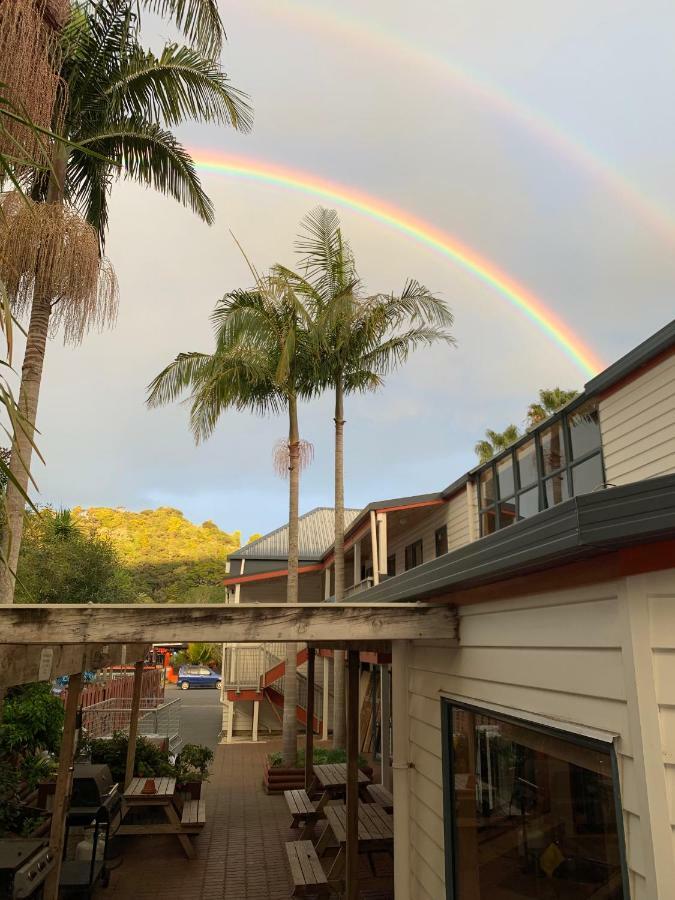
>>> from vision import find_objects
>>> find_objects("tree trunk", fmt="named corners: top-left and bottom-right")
top-left (282, 393), bottom-right (300, 766)
top-left (0, 153), bottom-right (64, 603)
top-left (0, 289), bottom-right (51, 602)
top-left (332, 377), bottom-right (346, 747)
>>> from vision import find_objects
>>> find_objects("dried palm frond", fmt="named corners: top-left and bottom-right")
top-left (273, 438), bottom-right (314, 478)
top-left (0, 0), bottom-right (65, 164)
top-left (0, 192), bottom-right (118, 344)
top-left (43, 0), bottom-right (70, 29)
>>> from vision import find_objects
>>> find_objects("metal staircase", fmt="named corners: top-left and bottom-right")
top-left (221, 643), bottom-right (330, 734)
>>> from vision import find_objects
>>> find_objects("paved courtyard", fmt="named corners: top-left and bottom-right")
top-left (102, 738), bottom-right (393, 900)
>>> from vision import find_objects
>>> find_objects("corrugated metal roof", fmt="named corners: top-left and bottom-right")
top-left (231, 507), bottom-right (361, 561)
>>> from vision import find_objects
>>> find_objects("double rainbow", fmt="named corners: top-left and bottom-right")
top-left (193, 151), bottom-right (604, 378)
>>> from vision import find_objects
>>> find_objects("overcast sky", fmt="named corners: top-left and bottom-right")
top-left (24, 0), bottom-right (675, 540)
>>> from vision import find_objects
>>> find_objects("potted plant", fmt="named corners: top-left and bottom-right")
top-left (175, 743), bottom-right (213, 801)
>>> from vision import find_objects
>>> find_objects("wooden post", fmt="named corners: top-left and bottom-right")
top-left (305, 646), bottom-right (315, 790)
top-left (44, 671), bottom-right (83, 900)
top-left (381, 664), bottom-right (392, 791)
top-left (369, 511), bottom-right (379, 586)
top-left (252, 699), bottom-right (259, 742)
top-left (353, 539), bottom-right (361, 586)
top-left (322, 655), bottom-right (330, 741)
top-left (377, 512), bottom-right (388, 575)
top-left (124, 660), bottom-right (144, 789)
top-left (346, 650), bottom-right (360, 900)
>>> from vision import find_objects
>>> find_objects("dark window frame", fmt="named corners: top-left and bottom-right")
top-left (404, 538), bottom-right (423, 571)
top-left (435, 525), bottom-right (449, 558)
top-left (441, 697), bottom-right (630, 900)
top-left (477, 404), bottom-right (605, 536)
top-left (386, 553), bottom-right (396, 577)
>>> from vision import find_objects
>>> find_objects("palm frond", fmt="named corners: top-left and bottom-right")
top-left (75, 121), bottom-right (213, 229)
top-left (146, 351), bottom-right (211, 407)
top-left (141, 0), bottom-right (225, 57)
top-left (104, 44), bottom-right (252, 131)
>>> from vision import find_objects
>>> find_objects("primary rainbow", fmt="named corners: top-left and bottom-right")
top-left (193, 150), bottom-right (604, 377)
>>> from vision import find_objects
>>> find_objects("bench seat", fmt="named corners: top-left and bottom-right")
top-left (285, 789), bottom-right (319, 829)
top-left (181, 799), bottom-right (206, 829)
top-left (285, 840), bottom-right (330, 897)
top-left (366, 784), bottom-right (393, 813)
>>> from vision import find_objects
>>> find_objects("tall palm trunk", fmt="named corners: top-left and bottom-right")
top-left (0, 157), bottom-right (64, 603)
top-left (332, 375), bottom-right (346, 747)
top-left (282, 393), bottom-right (300, 766)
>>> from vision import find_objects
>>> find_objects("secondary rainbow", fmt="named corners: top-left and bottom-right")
top-left (240, 0), bottom-right (675, 249)
top-left (193, 151), bottom-right (604, 377)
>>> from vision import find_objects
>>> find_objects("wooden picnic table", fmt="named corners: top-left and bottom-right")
top-left (117, 777), bottom-right (196, 859)
top-left (316, 802), bottom-right (394, 881)
top-left (310, 764), bottom-right (371, 813)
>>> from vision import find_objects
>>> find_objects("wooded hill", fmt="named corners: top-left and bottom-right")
top-left (73, 507), bottom-right (241, 603)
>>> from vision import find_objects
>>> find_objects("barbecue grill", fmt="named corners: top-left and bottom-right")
top-left (0, 838), bottom-right (56, 899)
top-left (59, 764), bottom-right (121, 897)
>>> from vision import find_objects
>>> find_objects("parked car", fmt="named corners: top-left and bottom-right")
top-left (177, 665), bottom-right (222, 690)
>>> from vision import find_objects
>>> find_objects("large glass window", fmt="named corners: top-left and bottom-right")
top-left (477, 401), bottom-right (605, 536)
top-left (444, 702), bottom-right (626, 900)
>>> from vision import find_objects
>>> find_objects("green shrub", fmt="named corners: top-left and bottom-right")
top-left (175, 743), bottom-right (213, 782)
top-left (268, 747), bottom-right (367, 768)
top-left (84, 732), bottom-right (176, 782)
top-left (0, 683), bottom-right (64, 754)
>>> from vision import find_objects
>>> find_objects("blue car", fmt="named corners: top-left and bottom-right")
top-left (177, 664), bottom-right (222, 690)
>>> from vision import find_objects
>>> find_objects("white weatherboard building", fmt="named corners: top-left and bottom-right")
top-left (225, 318), bottom-right (675, 899)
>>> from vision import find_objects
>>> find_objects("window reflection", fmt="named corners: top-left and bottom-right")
top-left (541, 422), bottom-right (566, 474)
top-left (449, 707), bottom-right (625, 900)
top-left (572, 454), bottom-right (604, 496)
top-left (544, 473), bottom-right (569, 507)
top-left (481, 510), bottom-right (497, 535)
top-left (517, 441), bottom-right (538, 488)
top-left (569, 402), bottom-right (601, 460)
top-left (480, 469), bottom-right (495, 506)
top-left (498, 500), bottom-right (517, 528)
top-left (518, 486), bottom-right (539, 519)
top-left (497, 456), bottom-right (515, 499)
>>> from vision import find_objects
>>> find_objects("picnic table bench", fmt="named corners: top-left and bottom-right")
top-left (285, 789), bottom-right (321, 838)
top-left (285, 840), bottom-right (330, 897)
top-left (118, 777), bottom-right (204, 859)
top-left (310, 763), bottom-right (371, 813)
top-left (316, 802), bottom-right (394, 881)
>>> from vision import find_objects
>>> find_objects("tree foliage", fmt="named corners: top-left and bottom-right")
top-left (15, 507), bottom-right (134, 604)
top-left (73, 506), bottom-right (240, 603)
top-left (475, 387), bottom-right (580, 462)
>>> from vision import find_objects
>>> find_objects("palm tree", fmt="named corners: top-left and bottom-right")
top-left (475, 425), bottom-right (521, 463)
top-left (0, 0), bottom-right (251, 601)
top-left (147, 270), bottom-right (314, 766)
top-left (527, 388), bottom-right (579, 429)
top-left (281, 207), bottom-right (455, 747)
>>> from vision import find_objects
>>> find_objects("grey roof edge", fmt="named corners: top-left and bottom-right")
top-left (440, 474), bottom-right (470, 498)
top-left (584, 318), bottom-right (675, 398)
top-left (230, 507), bottom-right (360, 560)
top-left (356, 473), bottom-right (675, 604)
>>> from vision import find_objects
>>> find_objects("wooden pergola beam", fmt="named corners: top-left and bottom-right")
top-left (0, 603), bottom-right (458, 645)
top-left (0, 642), bottom-right (149, 689)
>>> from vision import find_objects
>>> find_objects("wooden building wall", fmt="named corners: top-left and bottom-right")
top-left (386, 492), bottom-right (470, 578)
top-left (396, 569), bottom-right (675, 899)
top-left (599, 352), bottom-right (675, 485)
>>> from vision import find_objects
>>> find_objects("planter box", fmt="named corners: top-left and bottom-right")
top-left (262, 763), bottom-right (374, 795)
top-left (176, 781), bottom-right (202, 801)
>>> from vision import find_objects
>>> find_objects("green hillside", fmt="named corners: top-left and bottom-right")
top-left (73, 507), bottom-right (241, 603)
